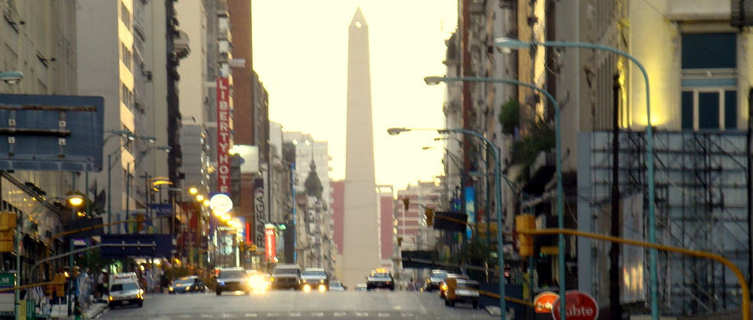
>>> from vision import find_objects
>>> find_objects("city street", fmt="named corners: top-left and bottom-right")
top-left (101, 290), bottom-right (494, 320)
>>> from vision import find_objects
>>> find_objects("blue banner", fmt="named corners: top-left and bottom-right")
top-left (464, 187), bottom-right (475, 239)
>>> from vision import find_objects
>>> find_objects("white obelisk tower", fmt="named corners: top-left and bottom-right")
top-left (342, 8), bottom-right (380, 288)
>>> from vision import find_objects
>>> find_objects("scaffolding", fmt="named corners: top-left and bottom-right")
top-left (583, 130), bottom-right (750, 316)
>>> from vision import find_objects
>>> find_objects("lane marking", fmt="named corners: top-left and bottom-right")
top-left (244, 314), bottom-right (258, 318)
top-left (355, 312), bottom-right (369, 317)
top-left (401, 312), bottom-right (415, 317)
top-left (290, 312), bottom-right (301, 317)
top-left (311, 312), bottom-right (324, 317)
top-left (333, 312), bottom-right (347, 317)
top-left (378, 312), bottom-right (390, 317)
top-left (266, 312), bottom-right (280, 317)
top-left (200, 315), bottom-right (212, 318)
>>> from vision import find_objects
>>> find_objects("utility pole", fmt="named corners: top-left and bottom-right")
top-left (609, 73), bottom-right (623, 318)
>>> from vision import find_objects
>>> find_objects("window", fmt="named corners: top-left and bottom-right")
top-left (120, 2), bottom-right (131, 29)
top-left (121, 42), bottom-right (132, 69)
top-left (681, 33), bottom-right (738, 130)
top-left (121, 84), bottom-right (133, 110)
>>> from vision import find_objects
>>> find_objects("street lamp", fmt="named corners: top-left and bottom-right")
top-left (494, 37), bottom-right (658, 320)
top-left (66, 194), bottom-right (85, 208)
top-left (188, 187), bottom-right (198, 196)
top-left (196, 194), bottom-right (205, 202)
top-left (424, 75), bottom-right (562, 320)
top-left (388, 126), bottom-right (506, 319)
top-left (106, 132), bottom-right (157, 234)
top-left (0, 71), bottom-right (23, 85)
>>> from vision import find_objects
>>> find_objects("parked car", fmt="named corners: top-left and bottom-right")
top-left (328, 281), bottom-right (346, 291)
top-left (444, 278), bottom-right (480, 309)
top-left (424, 269), bottom-right (449, 291)
top-left (301, 267), bottom-right (329, 292)
top-left (169, 276), bottom-right (206, 294)
top-left (439, 273), bottom-right (469, 299)
top-left (366, 269), bottom-right (395, 291)
top-left (270, 264), bottom-right (302, 290)
top-left (215, 267), bottom-right (250, 295)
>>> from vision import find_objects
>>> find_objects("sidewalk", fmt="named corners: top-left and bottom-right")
top-left (82, 302), bottom-right (107, 319)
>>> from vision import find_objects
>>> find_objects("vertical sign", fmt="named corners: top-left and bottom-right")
top-left (216, 77), bottom-right (231, 194)
top-left (254, 178), bottom-right (266, 248)
top-left (464, 186), bottom-right (475, 239)
top-left (245, 222), bottom-right (252, 244)
top-left (264, 225), bottom-right (276, 261)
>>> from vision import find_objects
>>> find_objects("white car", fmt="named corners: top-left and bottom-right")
top-left (108, 272), bottom-right (144, 308)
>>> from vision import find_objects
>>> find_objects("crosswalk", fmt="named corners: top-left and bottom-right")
top-left (160, 311), bottom-right (421, 318)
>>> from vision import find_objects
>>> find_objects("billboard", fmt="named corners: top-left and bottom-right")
top-left (0, 94), bottom-right (104, 171)
top-left (265, 225), bottom-right (276, 261)
top-left (216, 77), bottom-right (231, 194)
top-left (254, 178), bottom-right (266, 247)
top-left (464, 186), bottom-right (475, 239)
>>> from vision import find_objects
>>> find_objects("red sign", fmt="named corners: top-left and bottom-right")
top-left (245, 222), bottom-right (252, 245)
top-left (552, 291), bottom-right (599, 320)
top-left (264, 226), bottom-right (275, 261)
top-left (533, 291), bottom-right (559, 314)
top-left (216, 77), bottom-right (231, 194)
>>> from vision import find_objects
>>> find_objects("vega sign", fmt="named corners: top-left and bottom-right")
top-left (552, 291), bottom-right (599, 320)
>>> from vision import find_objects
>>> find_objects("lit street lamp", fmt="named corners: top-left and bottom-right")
top-left (494, 37), bottom-right (658, 320)
top-left (388, 126), bottom-right (506, 319)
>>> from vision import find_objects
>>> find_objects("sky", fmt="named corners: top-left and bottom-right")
top-left (252, 1), bottom-right (457, 190)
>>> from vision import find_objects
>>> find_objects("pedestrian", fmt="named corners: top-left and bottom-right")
top-left (96, 270), bottom-right (105, 300)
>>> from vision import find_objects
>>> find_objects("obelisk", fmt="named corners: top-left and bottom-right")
top-left (342, 8), bottom-right (380, 288)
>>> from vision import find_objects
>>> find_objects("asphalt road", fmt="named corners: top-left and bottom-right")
top-left (100, 290), bottom-right (496, 320)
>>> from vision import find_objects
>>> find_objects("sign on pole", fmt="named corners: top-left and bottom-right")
top-left (552, 291), bottom-right (599, 320)
top-left (533, 291), bottom-right (559, 314)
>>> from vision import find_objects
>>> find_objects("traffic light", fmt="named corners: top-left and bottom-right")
top-left (515, 214), bottom-right (535, 257)
top-left (424, 208), bottom-right (434, 226)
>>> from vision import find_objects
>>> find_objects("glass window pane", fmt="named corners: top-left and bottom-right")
top-left (725, 90), bottom-right (737, 130)
top-left (698, 92), bottom-right (720, 129)
top-left (682, 33), bottom-right (736, 69)
top-left (682, 91), bottom-right (693, 130)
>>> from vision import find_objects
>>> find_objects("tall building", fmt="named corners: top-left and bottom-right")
top-left (378, 192), bottom-right (394, 264)
top-left (342, 8), bottom-right (379, 288)
top-left (331, 180), bottom-right (345, 279)
top-left (0, 0), bottom-right (79, 274)
top-left (76, 0), bottom-right (183, 233)
top-left (284, 131), bottom-right (336, 273)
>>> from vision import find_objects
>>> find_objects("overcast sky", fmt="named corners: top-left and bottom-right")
top-left (252, 0), bottom-right (457, 189)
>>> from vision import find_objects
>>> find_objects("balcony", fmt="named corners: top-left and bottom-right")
top-left (172, 30), bottom-right (190, 59)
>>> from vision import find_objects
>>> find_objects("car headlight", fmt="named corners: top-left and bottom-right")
top-left (318, 284), bottom-right (327, 293)
top-left (168, 286), bottom-right (173, 291)
top-left (108, 295), bottom-right (113, 301)
top-left (302, 284), bottom-right (311, 293)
